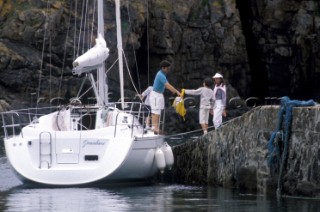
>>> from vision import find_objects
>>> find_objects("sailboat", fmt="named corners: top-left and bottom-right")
top-left (0, 0), bottom-right (174, 186)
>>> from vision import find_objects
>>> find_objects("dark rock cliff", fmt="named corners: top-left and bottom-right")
top-left (0, 0), bottom-right (319, 107)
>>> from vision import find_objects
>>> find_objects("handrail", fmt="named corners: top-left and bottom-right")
top-left (106, 102), bottom-right (147, 138)
top-left (1, 106), bottom-right (60, 139)
top-left (1, 111), bottom-right (24, 139)
top-left (0, 103), bottom-right (150, 139)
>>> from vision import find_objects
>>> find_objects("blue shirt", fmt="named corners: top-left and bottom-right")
top-left (153, 70), bottom-right (167, 93)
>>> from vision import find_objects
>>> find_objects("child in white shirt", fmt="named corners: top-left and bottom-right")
top-left (183, 77), bottom-right (213, 134)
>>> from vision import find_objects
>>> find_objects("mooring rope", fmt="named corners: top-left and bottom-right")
top-left (267, 96), bottom-right (315, 197)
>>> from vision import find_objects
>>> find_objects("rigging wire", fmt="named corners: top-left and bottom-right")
top-left (76, 75), bottom-right (91, 99)
top-left (126, 1), bottom-right (141, 93)
top-left (49, 25), bottom-right (52, 106)
top-left (122, 50), bottom-right (141, 97)
top-left (83, 0), bottom-right (89, 51)
top-left (72, 0), bottom-right (106, 105)
top-left (146, 0), bottom-right (150, 85)
top-left (106, 58), bottom-right (119, 74)
top-left (36, 0), bottom-right (51, 108)
top-left (76, 0), bottom-right (85, 56)
top-left (58, 0), bottom-right (73, 104)
top-left (77, 56), bottom-right (118, 102)
top-left (90, 0), bottom-right (97, 48)
top-left (73, 0), bottom-right (78, 60)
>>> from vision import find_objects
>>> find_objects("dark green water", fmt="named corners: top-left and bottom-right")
top-left (1, 142), bottom-right (320, 212)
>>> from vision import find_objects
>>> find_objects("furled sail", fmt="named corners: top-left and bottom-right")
top-left (72, 33), bottom-right (109, 76)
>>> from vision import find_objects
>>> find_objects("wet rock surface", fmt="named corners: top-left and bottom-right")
top-left (172, 106), bottom-right (320, 197)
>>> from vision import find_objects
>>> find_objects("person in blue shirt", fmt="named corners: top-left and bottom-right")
top-left (149, 60), bottom-right (181, 134)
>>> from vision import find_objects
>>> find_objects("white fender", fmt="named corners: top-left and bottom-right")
top-left (162, 142), bottom-right (174, 170)
top-left (155, 148), bottom-right (166, 173)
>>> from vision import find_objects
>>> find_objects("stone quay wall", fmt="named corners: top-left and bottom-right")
top-left (172, 105), bottom-right (320, 197)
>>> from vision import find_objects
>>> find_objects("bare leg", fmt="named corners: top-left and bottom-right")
top-left (152, 113), bottom-right (160, 133)
top-left (145, 115), bottom-right (150, 128)
top-left (200, 123), bottom-right (208, 134)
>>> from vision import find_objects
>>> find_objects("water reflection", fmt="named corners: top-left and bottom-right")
top-left (1, 142), bottom-right (320, 211)
top-left (1, 185), bottom-right (202, 212)
top-left (4, 187), bottom-right (129, 211)
top-left (2, 185), bottom-right (320, 212)
top-left (0, 157), bottom-right (21, 192)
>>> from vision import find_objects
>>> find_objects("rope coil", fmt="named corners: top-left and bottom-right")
top-left (267, 96), bottom-right (315, 197)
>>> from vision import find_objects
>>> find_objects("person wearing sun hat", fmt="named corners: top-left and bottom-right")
top-left (212, 73), bottom-right (227, 129)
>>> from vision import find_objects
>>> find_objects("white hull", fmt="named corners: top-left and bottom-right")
top-left (1, 0), bottom-right (175, 186)
top-left (1, 104), bottom-right (172, 186)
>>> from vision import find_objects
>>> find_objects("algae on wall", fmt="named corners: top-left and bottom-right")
top-left (172, 105), bottom-right (320, 196)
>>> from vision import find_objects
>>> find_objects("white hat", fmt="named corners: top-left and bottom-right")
top-left (212, 73), bottom-right (223, 78)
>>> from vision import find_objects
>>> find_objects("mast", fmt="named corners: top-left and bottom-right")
top-left (97, 0), bottom-right (108, 105)
top-left (115, 0), bottom-right (125, 109)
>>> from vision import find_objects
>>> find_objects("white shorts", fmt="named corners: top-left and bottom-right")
top-left (199, 108), bottom-right (210, 124)
top-left (149, 91), bottom-right (164, 115)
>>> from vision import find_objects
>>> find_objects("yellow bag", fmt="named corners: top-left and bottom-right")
top-left (172, 89), bottom-right (186, 120)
